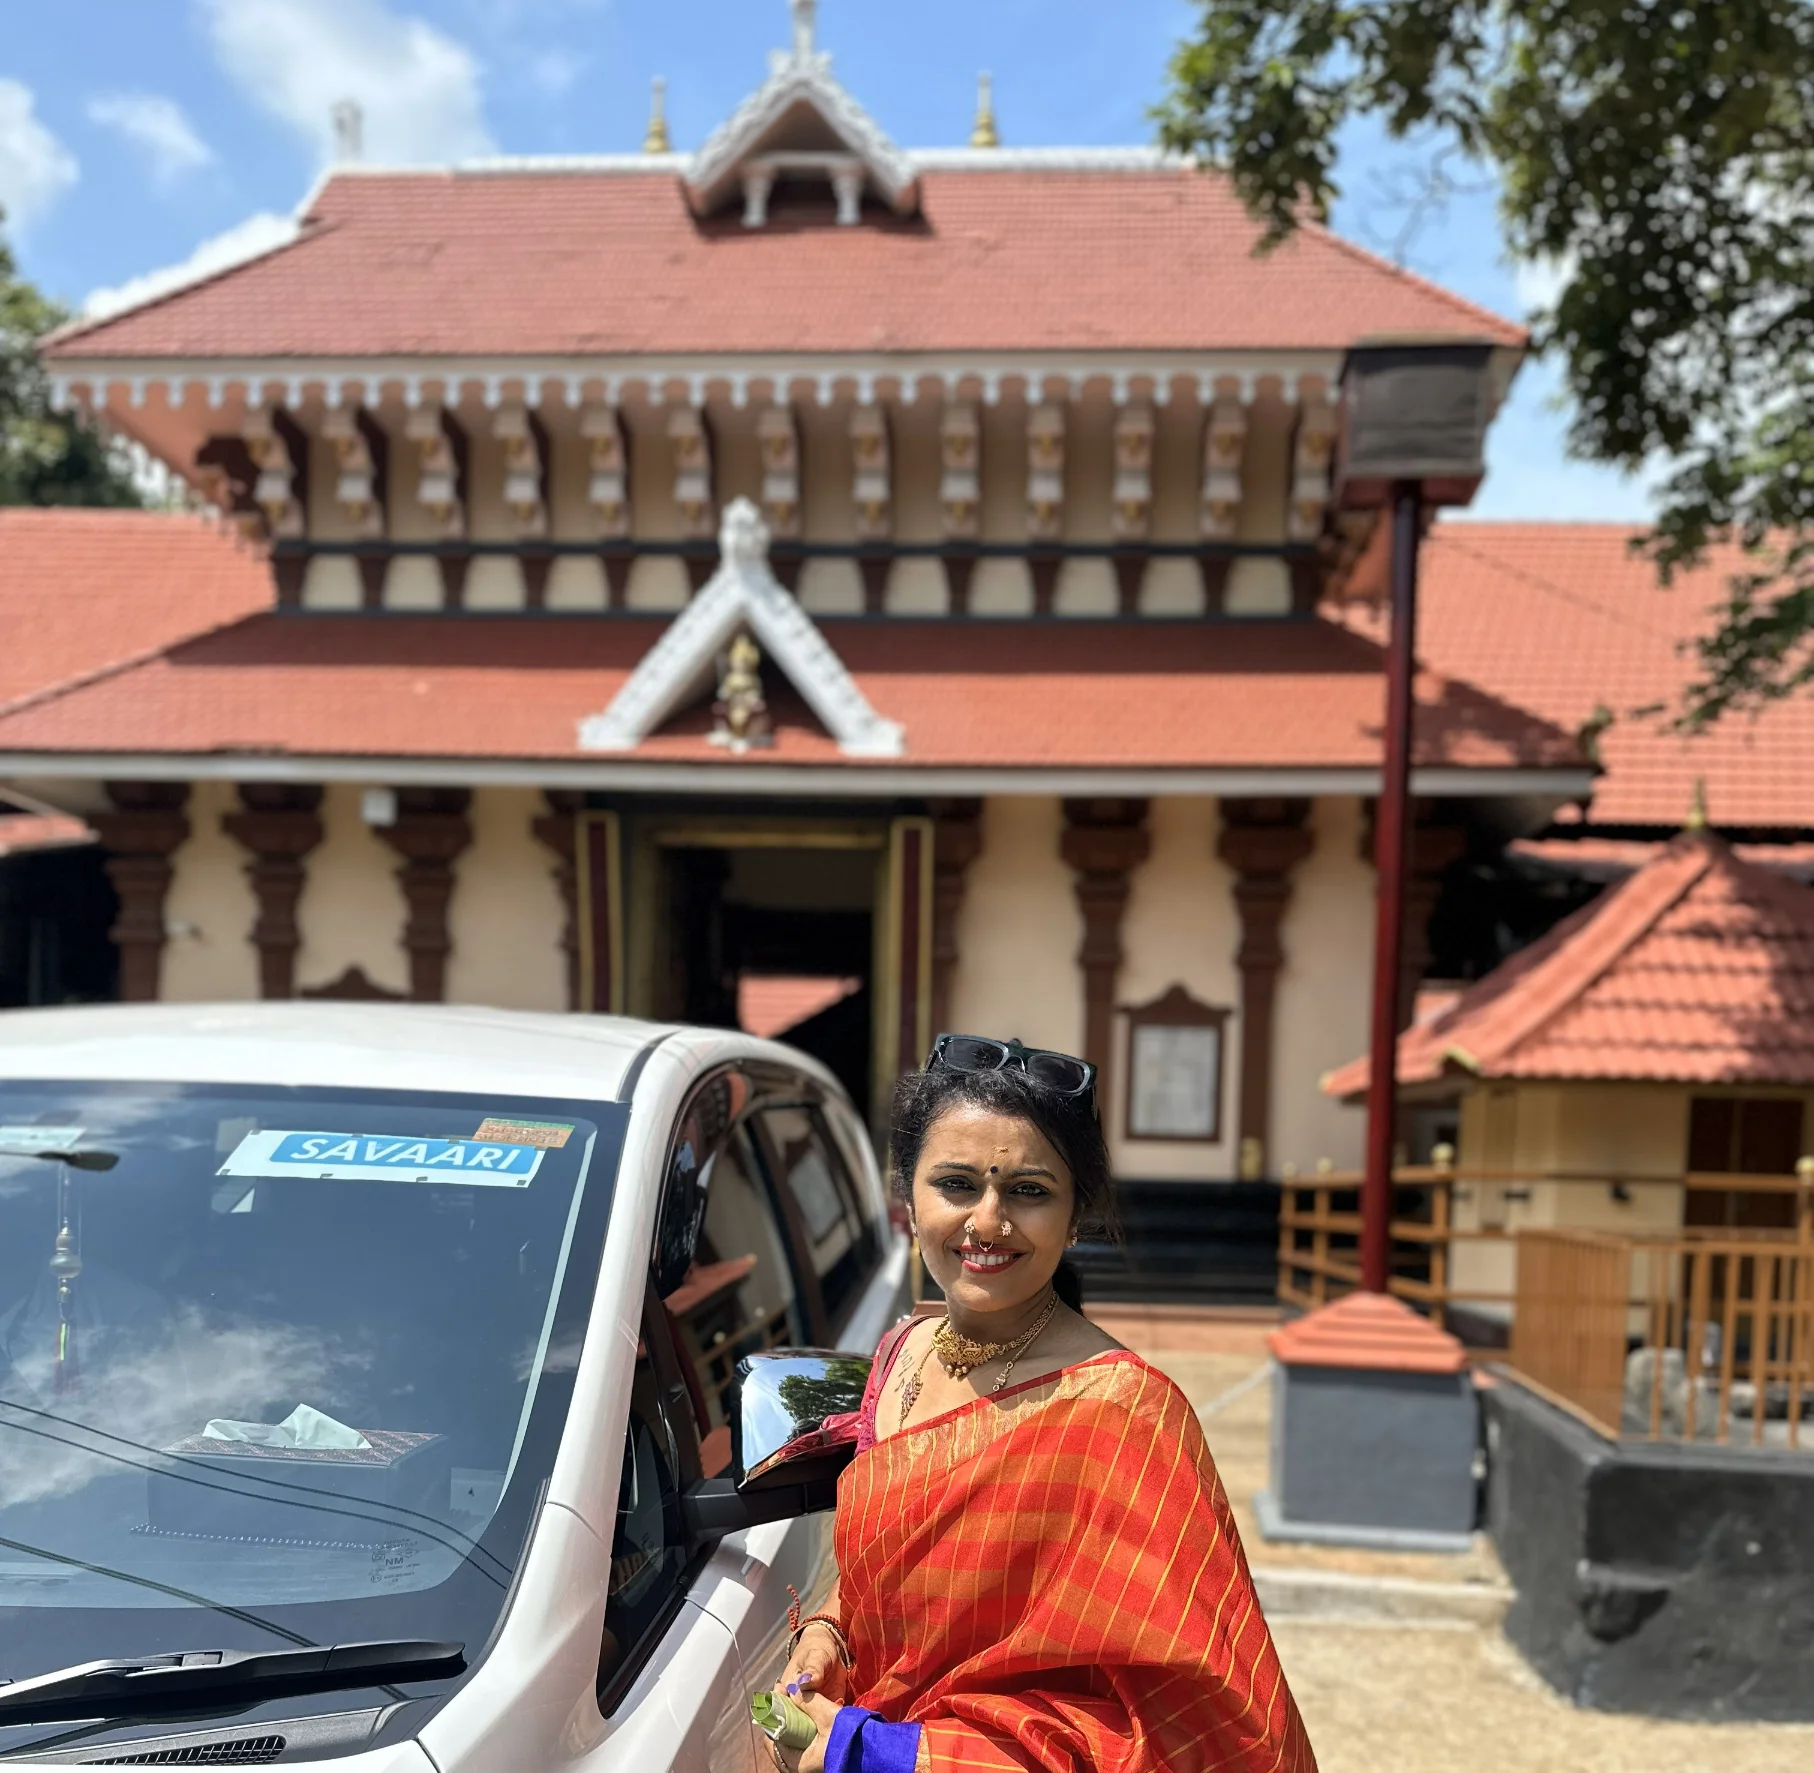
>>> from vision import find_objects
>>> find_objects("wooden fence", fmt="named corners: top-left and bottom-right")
top-left (1509, 1226), bottom-right (1814, 1447)
top-left (1276, 1156), bottom-right (1814, 1346)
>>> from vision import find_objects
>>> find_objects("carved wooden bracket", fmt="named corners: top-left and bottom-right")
top-left (377, 787), bottom-right (473, 1002)
top-left (92, 783), bottom-right (191, 1003)
top-left (532, 789), bottom-right (584, 1012)
top-left (1217, 798), bottom-right (1315, 1174)
top-left (1060, 799), bottom-right (1152, 1085)
top-left (928, 799), bottom-right (984, 1037)
top-left (222, 784), bottom-right (325, 1000)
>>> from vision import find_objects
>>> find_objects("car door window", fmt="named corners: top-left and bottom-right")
top-left (599, 1338), bottom-right (689, 1705)
top-left (757, 1106), bottom-right (878, 1335)
top-left (667, 1122), bottom-right (806, 1445)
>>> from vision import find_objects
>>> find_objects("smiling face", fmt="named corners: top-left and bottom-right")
top-left (910, 1104), bottom-right (1076, 1321)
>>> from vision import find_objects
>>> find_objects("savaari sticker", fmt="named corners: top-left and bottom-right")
top-left (218, 1130), bottom-right (544, 1188)
top-left (472, 1117), bottom-right (574, 1149)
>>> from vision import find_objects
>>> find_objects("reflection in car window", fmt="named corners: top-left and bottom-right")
top-left (760, 1107), bottom-right (876, 1331)
top-left (0, 1082), bottom-right (622, 1705)
top-left (599, 1344), bottom-right (686, 1695)
top-left (667, 1127), bottom-right (804, 1430)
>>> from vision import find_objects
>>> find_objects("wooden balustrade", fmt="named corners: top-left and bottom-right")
top-left (1509, 1224), bottom-right (1814, 1448)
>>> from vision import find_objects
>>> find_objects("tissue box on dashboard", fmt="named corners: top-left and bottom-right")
top-left (149, 1427), bottom-right (451, 1544)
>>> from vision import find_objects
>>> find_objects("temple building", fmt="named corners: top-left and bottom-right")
top-left (4, 4), bottom-right (1810, 1293)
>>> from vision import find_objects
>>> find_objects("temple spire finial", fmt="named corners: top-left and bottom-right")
top-left (1686, 776), bottom-right (1710, 832)
top-left (791, 0), bottom-right (817, 61)
top-left (643, 76), bottom-right (672, 154)
top-left (970, 71), bottom-right (1000, 149)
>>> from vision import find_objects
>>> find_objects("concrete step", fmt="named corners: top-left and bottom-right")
top-left (1253, 1565), bottom-right (1513, 1630)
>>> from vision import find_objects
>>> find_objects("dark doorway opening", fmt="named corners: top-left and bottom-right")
top-left (0, 845), bottom-right (119, 1007)
top-left (658, 844), bottom-right (875, 1119)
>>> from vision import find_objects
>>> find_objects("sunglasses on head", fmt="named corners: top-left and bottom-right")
top-left (927, 1033), bottom-right (1097, 1104)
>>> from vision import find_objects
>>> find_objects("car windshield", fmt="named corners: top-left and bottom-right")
top-left (0, 1079), bottom-right (624, 1729)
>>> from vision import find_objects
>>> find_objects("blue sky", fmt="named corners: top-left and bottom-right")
top-left (0, 0), bottom-right (1650, 522)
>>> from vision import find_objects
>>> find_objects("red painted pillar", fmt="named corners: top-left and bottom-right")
top-left (1361, 485), bottom-right (1422, 1293)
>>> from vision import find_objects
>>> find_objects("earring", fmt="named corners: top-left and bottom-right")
top-left (999, 1215), bottom-right (1013, 1238)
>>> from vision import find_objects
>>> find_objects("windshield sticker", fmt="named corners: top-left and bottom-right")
top-left (0, 1125), bottom-right (86, 1154)
top-left (473, 1117), bottom-right (575, 1149)
top-left (218, 1130), bottom-right (545, 1187)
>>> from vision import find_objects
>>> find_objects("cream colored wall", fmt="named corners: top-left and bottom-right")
top-left (1110, 798), bottom-right (1243, 1178)
top-left (546, 555), bottom-right (608, 609)
top-left (885, 556), bottom-right (948, 615)
top-left (948, 797), bottom-right (1084, 1056)
top-left (799, 400), bottom-right (856, 544)
top-left (979, 398), bottom-right (1024, 543)
top-left (295, 783), bottom-right (410, 997)
top-left (969, 556), bottom-right (1034, 615)
top-left (1272, 797), bottom-right (1373, 1174)
top-left (1236, 390), bottom-right (1291, 547)
top-left (443, 787), bottom-right (567, 1011)
top-left (798, 557), bottom-right (864, 614)
top-left (301, 557), bottom-right (362, 610)
top-left (1053, 557), bottom-right (1116, 617)
top-left (890, 397), bottom-right (943, 545)
top-left (160, 780), bottom-right (260, 1002)
top-left (1140, 556), bottom-right (1205, 616)
top-left (383, 556), bottom-right (443, 610)
top-left (1149, 399), bottom-right (1201, 544)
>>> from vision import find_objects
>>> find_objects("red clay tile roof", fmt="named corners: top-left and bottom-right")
top-left (0, 609), bottom-right (1579, 773)
top-left (1510, 835), bottom-right (1814, 882)
top-left (0, 511), bottom-right (272, 713)
top-left (1326, 832), bottom-right (1814, 1093)
top-left (0, 811), bottom-right (94, 857)
top-left (738, 975), bottom-right (861, 1039)
top-left (1339, 523), bottom-right (1814, 831)
top-left (47, 168), bottom-right (1522, 361)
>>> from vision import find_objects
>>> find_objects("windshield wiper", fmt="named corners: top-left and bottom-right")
top-left (0, 1641), bottom-right (464, 1722)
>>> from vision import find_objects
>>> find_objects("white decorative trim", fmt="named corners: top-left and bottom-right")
top-left (0, 752), bottom-right (1598, 801)
top-left (685, 17), bottom-right (917, 221)
top-left (577, 499), bottom-right (905, 759)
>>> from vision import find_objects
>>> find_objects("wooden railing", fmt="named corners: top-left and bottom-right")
top-left (1276, 1156), bottom-right (1814, 1349)
top-left (1509, 1225), bottom-right (1814, 1447)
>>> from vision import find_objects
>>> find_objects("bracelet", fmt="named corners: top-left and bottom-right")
top-left (790, 1613), bottom-right (854, 1669)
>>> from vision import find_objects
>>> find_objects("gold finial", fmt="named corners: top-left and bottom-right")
top-left (1686, 776), bottom-right (1709, 832)
top-left (643, 76), bottom-right (672, 154)
top-left (970, 71), bottom-right (1000, 149)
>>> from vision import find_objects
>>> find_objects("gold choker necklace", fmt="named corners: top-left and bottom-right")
top-left (898, 1288), bottom-right (1060, 1419)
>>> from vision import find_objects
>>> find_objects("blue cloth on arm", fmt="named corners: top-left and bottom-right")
top-left (824, 1707), bottom-right (922, 1773)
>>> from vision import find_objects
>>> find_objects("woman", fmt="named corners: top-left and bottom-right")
top-left (767, 1035), bottom-right (1317, 1773)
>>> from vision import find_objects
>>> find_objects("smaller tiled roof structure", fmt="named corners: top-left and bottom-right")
top-left (1325, 831), bottom-right (1814, 1095)
top-left (0, 510), bottom-right (274, 714)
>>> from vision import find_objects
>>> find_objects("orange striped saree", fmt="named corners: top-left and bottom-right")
top-left (833, 1349), bottom-right (1316, 1772)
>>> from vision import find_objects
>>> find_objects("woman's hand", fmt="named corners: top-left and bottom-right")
top-left (764, 1688), bottom-right (843, 1773)
top-left (779, 1621), bottom-right (849, 1704)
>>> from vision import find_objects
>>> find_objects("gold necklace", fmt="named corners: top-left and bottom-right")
top-left (896, 1289), bottom-right (1060, 1419)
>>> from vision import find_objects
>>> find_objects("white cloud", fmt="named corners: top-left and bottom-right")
top-left (88, 93), bottom-right (216, 188)
top-left (83, 210), bottom-right (298, 322)
top-left (199, 0), bottom-right (494, 166)
top-left (0, 79), bottom-right (78, 233)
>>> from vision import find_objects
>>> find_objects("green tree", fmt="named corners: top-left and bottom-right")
top-left (0, 214), bottom-right (141, 508)
top-left (1157, 3), bottom-right (1814, 726)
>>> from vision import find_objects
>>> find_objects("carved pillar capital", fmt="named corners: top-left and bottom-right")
top-left (1217, 798), bottom-right (1315, 1175)
top-left (92, 783), bottom-right (191, 1003)
top-left (377, 787), bottom-right (473, 1002)
top-left (1061, 799), bottom-right (1152, 1085)
top-left (223, 784), bottom-right (325, 999)
top-left (533, 789), bottom-right (585, 1012)
top-left (928, 799), bottom-right (984, 1037)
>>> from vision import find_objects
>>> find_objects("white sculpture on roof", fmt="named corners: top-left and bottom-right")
top-left (686, 0), bottom-right (920, 226)
top-left (577, 498), bottom-right (905, 759)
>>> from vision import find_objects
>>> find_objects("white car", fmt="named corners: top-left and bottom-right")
top-left (0, 1004), bottom-right (909, 1771)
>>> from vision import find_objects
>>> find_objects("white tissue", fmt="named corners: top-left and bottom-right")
top-left (201, 1404), bottom-right (371, 1452)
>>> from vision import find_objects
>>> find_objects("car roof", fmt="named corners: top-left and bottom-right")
top-left (0, 1002), bottom-right (698, 1104)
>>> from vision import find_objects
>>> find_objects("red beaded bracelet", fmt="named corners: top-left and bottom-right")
top-left (787, 1588), bottom-right (855, 1669)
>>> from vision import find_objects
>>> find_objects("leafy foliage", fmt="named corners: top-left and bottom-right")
top-left (0, 217), bottom-right (141, 508)
top-left (1157, 2), bottom-right (1814, 725)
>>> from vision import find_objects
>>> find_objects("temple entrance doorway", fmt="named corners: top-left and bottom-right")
top-left (643, 826), bottom-right (884, 1122)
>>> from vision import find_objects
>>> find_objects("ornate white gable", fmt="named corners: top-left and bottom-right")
top-left (577, 499), bottom-right (905, 758)
top-left (685, 0), bottom-right (919, 226)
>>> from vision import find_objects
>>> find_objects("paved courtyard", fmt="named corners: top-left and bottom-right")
top-left (1097, 1306), bottom-right (1814, 1772)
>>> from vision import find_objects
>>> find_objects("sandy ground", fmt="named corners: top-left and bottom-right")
top-left (1098, 1309), bottom-right (1814, 1772)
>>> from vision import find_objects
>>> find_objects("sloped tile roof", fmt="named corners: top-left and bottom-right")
top-left (0, 609), bottom-right (1578, 773)
top-left (46, 168), bottom-right (1522, 361)
top-left (1343, 523), bottom-right (1814, 830)
top-left (1326, 833), bottom-right (1814, 1093)
top-left (0, 510), bottom-right (272, 712)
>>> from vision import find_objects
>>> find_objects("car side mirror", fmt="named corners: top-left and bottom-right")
top-left (682, 1349), bottom-right (871, 1542)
